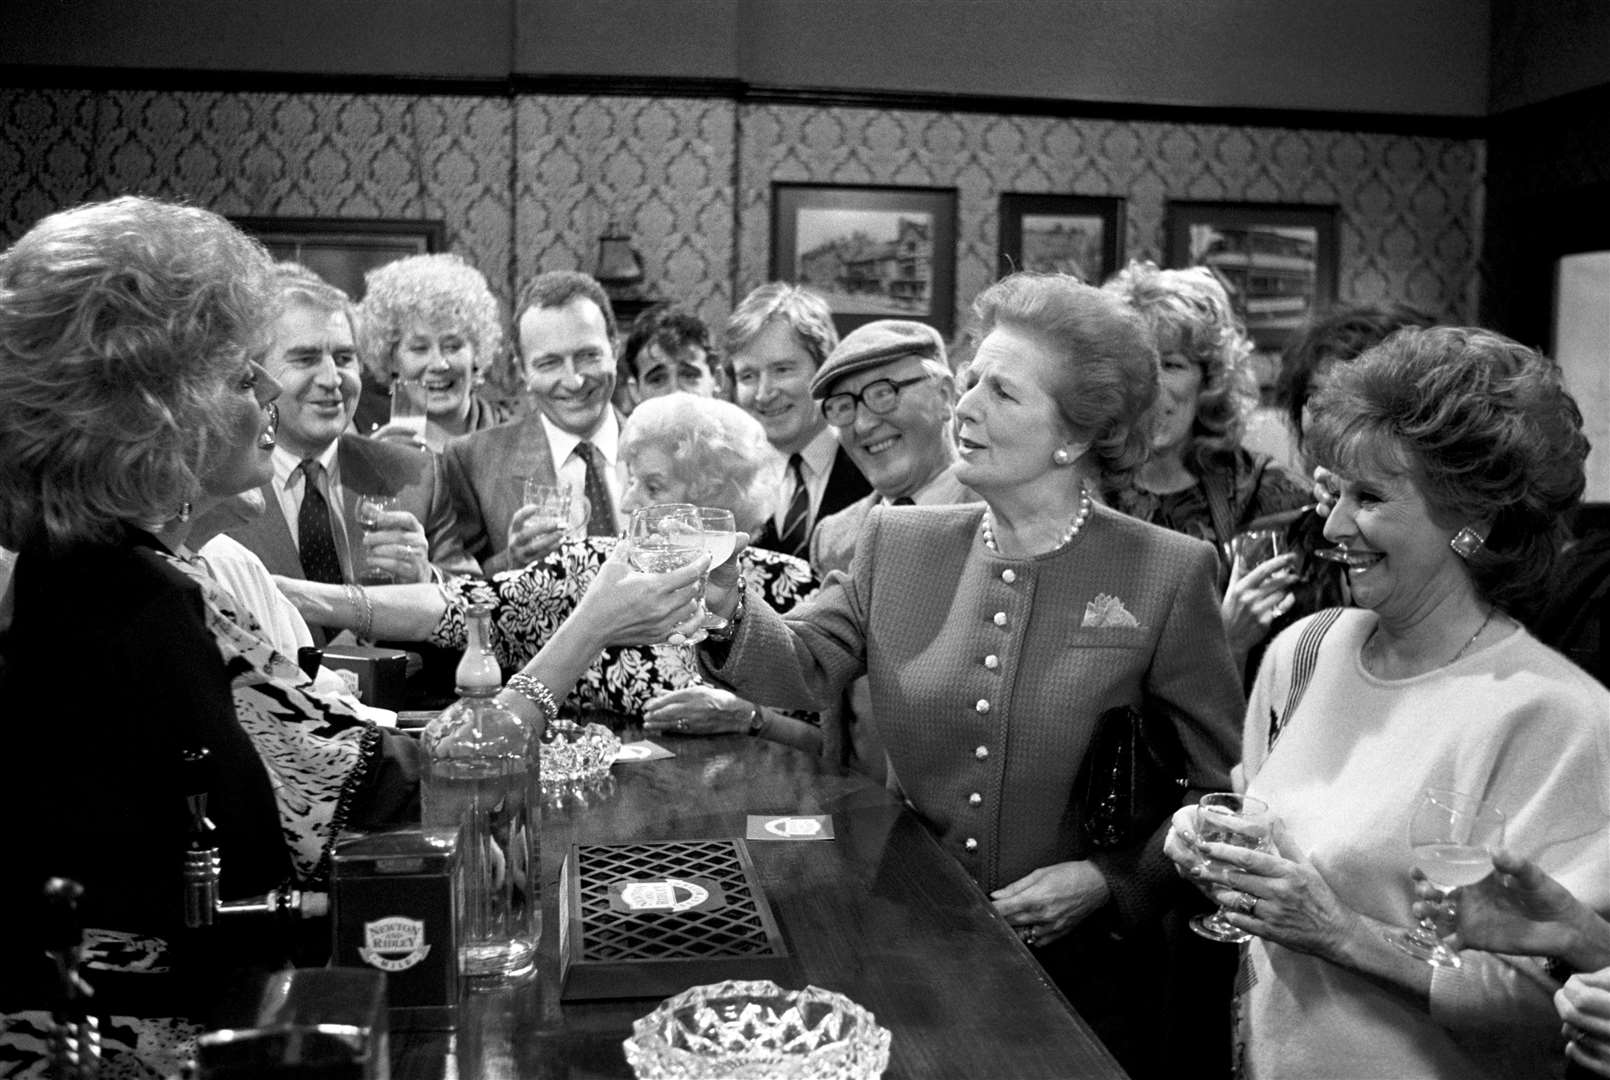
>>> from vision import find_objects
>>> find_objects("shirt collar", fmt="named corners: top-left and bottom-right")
top-left (273, 440), bottom-right (341, 490)
top-left (795, 423), bottom-right (839, 479)
top-left (542, 408), bottom-right (620, 467)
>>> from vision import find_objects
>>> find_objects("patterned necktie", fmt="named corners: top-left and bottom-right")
top-left (578, 441), bottom-right (616, 537)
top-left (297, 459), bottom-right (345, 584)
top-left (776, 453), bottom-right (810, 558)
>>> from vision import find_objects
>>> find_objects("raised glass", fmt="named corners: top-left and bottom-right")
top-left (1390, 787), bottom-right (1505, 968)
top-left (355, 494), bottom-right (401, 584)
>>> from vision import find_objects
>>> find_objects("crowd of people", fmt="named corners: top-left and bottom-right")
top-left (1, 194), bottom-right (1608, 1080)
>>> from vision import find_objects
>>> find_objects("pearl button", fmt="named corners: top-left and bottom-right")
top-left (1001, 568), bottom-right (1016, 584)
top-left (975, 699), bottom-right (990, 714)
top-left (984, 654), bottom-right (999, 670)
top-left (993, 611), bottom-right (1007, 626)
top-left (969, 792), bottom-right (982, 806)
top-left (975, 745), bottom-right (989, 760)
top-left (964, 837), bottom-right (979, 851)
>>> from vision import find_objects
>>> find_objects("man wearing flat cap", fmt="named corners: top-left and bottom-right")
top-left (809, 319), bottom-right (978, 575)
top-left (807, 319), bottom-right (979, 781)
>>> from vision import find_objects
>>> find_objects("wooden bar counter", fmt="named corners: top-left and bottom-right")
top-left (391, 734), bottom-right (1127, 1079)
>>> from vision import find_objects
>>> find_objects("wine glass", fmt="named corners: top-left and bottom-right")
top-left (1188, 792), bottom-right (1274, 943)
top-left (356, 494), bottom-right (401, 584)
top-left (625, 502), bottom-right (703, 640)
top-left (1389, 787), bottom-right (1506, 968)
top-left (693, 507), bottom-right (738, 637)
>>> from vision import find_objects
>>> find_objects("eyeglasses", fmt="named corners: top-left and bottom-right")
top-left (820, 375), bottom-right (932, 427)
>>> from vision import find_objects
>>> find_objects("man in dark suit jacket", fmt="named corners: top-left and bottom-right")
top-left (724, 283), bottom-right (871, 559)
top-left (442, 271), bottom-right (628, 573)
top-left (229, 265), bottom-right (477, 587)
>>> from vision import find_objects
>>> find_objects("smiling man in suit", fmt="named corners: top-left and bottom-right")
top-left (726, 283), bottom-right (872, 560)
top-left (228, 264), bottom-right (477, 589)
top-left (441, 270), bottom-right (626, 572)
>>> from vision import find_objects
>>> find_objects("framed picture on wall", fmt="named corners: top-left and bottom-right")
top-left (231, 217), bottom-right (446, 302)
top-left (770, 183), bottom-right (958, 337)
top-left (997, 194), bottom-right (1124, 284)
top-left (1164, 202), bottom-right (1339, 350)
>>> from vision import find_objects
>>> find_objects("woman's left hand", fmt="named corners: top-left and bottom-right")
top-left (990, 860), bottom-right (1111, 949)
top-left (643, 686), bottom-right (757, 737)
top-left (1195, 819), bottom-right (1366, 964)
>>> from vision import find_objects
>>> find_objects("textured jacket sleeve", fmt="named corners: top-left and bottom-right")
top-left (1088, 537), bottom-right (1244, 930)
top-left (424, 448), bottom-right (482, 577)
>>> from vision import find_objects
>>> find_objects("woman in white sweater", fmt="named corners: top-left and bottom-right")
top-left (1166, 325), bottom-right (1610, 1079)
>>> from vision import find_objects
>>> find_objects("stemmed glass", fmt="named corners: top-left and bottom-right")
top-left (1189, 792), bottom-right (1274, 943)
top-left (693, 507), bottom-right (738, 638)
top-left (626, 505), bottom-right (703, 644)
top-left (1390, 787), bottom-right (1506, 968)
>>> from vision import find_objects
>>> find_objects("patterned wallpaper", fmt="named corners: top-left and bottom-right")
top-left (2, 86), bottom-right (1482, 348)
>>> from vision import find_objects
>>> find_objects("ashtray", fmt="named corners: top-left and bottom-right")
top-left (540, 718), bottom-right (621, 785)
top-left (623, 979), bottom-right (890, 1080)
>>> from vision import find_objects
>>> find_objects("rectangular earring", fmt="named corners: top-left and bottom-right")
top-left (1449, 525), bottom-right (1485, 560)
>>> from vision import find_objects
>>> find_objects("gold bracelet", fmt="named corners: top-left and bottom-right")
top-left (505, 673), bottom-right (560, 724)
top-left (344, 583), bottom-right (374, 640)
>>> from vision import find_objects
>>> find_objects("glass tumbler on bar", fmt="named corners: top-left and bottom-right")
top-left (421, 602), bottom-right (540, 985)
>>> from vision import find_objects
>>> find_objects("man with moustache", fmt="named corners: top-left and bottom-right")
top-left (442, 270), bottom-right (626, 572)
top-left (229, 264), bottom-right (476, 589)
top-left (726, 282), bottom-right (871, 560)
top-left (807, 320), bottom-right (979, 779)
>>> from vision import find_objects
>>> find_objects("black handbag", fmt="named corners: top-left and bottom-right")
top-left (1074, 704), bottom-right (1190, 850)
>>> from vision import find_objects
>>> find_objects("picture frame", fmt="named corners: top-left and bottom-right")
top-left (1164, 202), bottom-right (1339, 350)
top-left (770, 183), bottom-right (958, 337)
top-left (997, 194), bottom-right (1124, 285)
top-left (231, 216), bottom-right (446, 302)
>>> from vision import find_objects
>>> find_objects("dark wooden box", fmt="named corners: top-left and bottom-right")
top-left (559, 838), bottom-right (795, 1001)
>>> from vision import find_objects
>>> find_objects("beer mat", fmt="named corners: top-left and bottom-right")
top-left (614, 740), bottom-right (674, 763)
top-left (745, 814), bottom-right (835, 841)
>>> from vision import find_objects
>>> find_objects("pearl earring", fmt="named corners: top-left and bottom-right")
top-left (1053, 449), bottom-right (1071, 465)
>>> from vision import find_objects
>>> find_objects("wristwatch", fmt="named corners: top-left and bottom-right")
top-left (745, 705), bottom-right (764, 736)
top-left (704, 576), bottom-right (748, 643)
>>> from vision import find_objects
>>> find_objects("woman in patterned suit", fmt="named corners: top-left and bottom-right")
top-left (692, 272), bottom-right (1245, 1078)
top-left (279, 392), bottom-right (824, 751)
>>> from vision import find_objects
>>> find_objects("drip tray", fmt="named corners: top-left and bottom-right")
top-left (559, 838), bottom-right (795, 1001)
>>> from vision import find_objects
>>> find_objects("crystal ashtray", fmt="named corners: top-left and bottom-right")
top-left (623, 979), bottom-right (890, 1080)
top-left (540, 718), bottom-right (621, 785)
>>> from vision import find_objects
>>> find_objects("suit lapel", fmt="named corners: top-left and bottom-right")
top-left (231, 481), bottom-right (303, 578)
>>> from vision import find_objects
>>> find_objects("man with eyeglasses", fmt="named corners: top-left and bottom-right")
top-left (806, 319), bottom-right (979, 782)
top-left (442, 270), bottom-right (626, 572)
top-left (808, 319), bottom-right (978, 575)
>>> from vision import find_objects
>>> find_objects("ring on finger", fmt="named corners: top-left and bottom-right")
top-left (668, 631), bottom-right (688, 646)
top-left (676, 718), bottom-right (688, 732)
top-left (1239, 892), bottom-right (1258, 916)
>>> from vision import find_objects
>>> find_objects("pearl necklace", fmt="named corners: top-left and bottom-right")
top-left (982, 486), bottom-right (1093, 555)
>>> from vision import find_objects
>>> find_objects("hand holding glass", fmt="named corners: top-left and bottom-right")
top-left (627, 505), bottom-right (703, 576)
top-left (1390, 787), bottom-right (1506, 968)
top-left (1230, 528), bottom-right (1286, 574)
top-left (356, 495), bottom-right (401, 584)
top-left (522, 480), bottom-right (590, 537)
top-left (693, 507), bottom-right (737, 636)
top-left (1189, 792), bottom-right (1274, 944)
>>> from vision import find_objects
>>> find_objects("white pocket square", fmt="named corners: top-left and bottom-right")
top-left (1082, 593), bottom-right (1140, 629)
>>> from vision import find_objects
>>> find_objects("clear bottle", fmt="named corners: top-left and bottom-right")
top-left (421, 602), bottom-right (540, 983)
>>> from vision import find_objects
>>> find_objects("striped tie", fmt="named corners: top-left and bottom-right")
top-left (578, 441), bottom-right (616, 537)
top-left (297, 459), bottom-right (344, 584)
top-left (776, 454), bottom-right (810, 558)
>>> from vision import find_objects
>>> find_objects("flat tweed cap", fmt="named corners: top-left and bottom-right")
top-left (809, 319), bottom-right (946, 398)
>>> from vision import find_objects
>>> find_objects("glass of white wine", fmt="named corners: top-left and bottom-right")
top-left (1390, 787), bottom-right (1506, 968)
top-left (356, 494), bottom-right (401, 584)
top-left (626, 505), bottom-right (703, 647)
top-left (691, 507), bottom-right (738, 640)
top-left (1189, 792), bottom-right (1274, 944)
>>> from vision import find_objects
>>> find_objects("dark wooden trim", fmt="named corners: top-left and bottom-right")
top-left (3, 63), bottom-right (1488, 137)
top-left (3, 63), bottom-right (508, 97)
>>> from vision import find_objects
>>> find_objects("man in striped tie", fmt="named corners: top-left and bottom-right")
top-left (726, 283), bottom-right (871, 561)
top-left (442, 271), bottom-right (627, 572)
